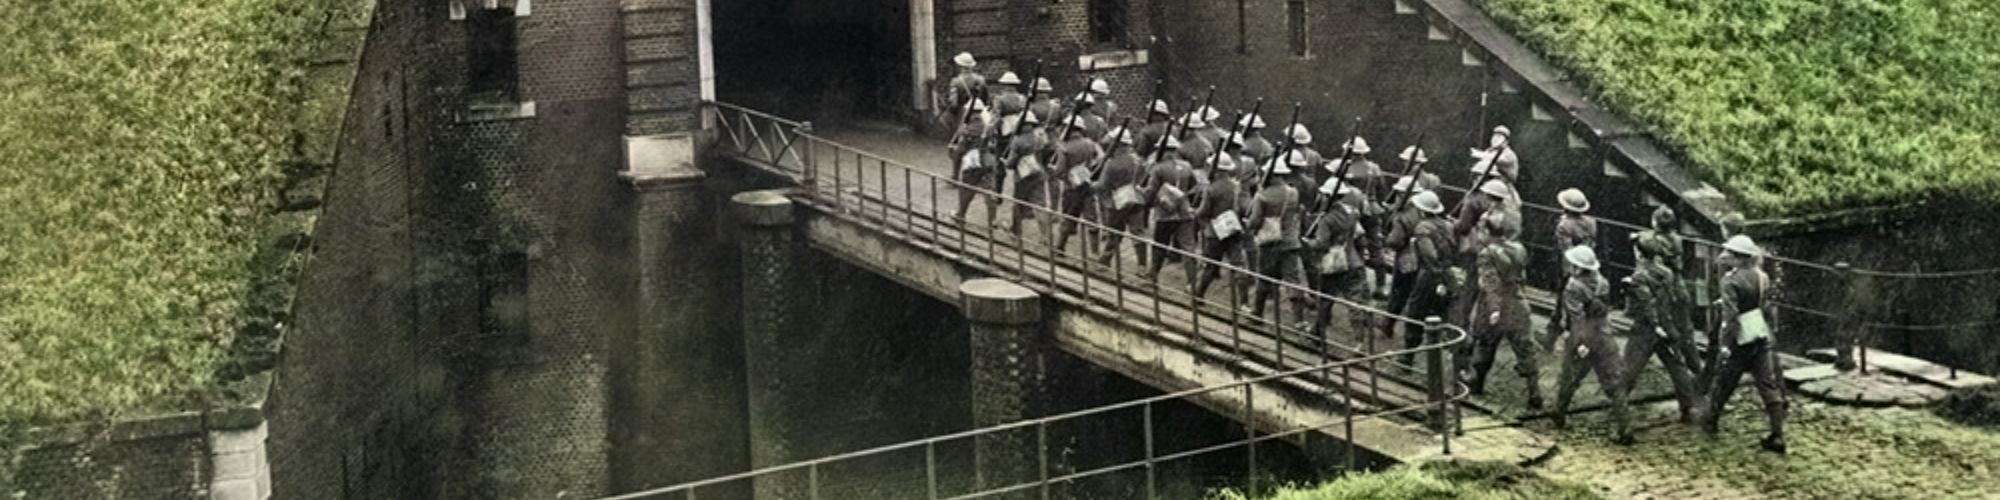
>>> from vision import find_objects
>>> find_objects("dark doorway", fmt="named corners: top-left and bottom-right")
top-left (713, 0), bottom-right (913, 124)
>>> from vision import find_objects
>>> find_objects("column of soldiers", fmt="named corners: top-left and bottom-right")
top-left (939, 53), bottom-right (1786, 454)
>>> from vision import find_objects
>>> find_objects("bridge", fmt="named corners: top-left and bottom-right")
top-left (611, 101), bottom-right (1727, 499)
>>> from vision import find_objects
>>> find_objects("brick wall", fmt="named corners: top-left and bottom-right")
top-left (937, 0), bottom-right (1158, 126)
top-left (622, 0), bottom-right (702, 135)
top-left (6, 417), bottom-right (210, 499)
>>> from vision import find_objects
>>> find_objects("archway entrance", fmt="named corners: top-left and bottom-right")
top-left (713, 0), bottom-right (918, 124)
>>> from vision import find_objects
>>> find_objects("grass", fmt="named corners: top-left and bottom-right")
top-left (1476, 0), bottom-right (2000, 217)
top-left (1210, 461), bottom-right (1600, 500)
top-left (0, 0), bottom-right (366, 428)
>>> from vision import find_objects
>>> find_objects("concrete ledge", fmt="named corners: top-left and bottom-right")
top-left (731, 190), bottom-right (796, 227)
top-left (960, 279), bottom-right (1042, 325)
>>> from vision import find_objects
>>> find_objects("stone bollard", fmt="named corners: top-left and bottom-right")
top-left (962, 278), bottom-right (1046, 499)
top-left (734, 189), bottom-right (811, 500)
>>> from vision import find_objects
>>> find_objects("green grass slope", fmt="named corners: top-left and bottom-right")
top-left (1210, 461), bottom-right (1600, 500)
top-left (1478, 0), bottom-right (2000, 217)
top-left (0, 0), bottom-right (363, 426)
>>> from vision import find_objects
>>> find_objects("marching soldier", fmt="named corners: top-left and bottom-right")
top-left (1070, 95), bottom-right (1111, 142)
top-left (1281, 125), bottom-right (1324, 196)
top-left (992, 72), bottom-right (1029, 135)
top-left (1087, 78), bottom-right (1119, 122)
top-left (1551, 246), bottom-right (1635, 445)
top-left (1179, 111), bottom-right (1217, 174)
top-left (1242, 160), bottom-right (1310, 328)
top-left (1451, 179), bottom-right (1519, 330)
top-left (1001, 112), bottom-right (1051, 236)
top-left (1050, 116), bottom-right (1105, 255)
top-left (1136, 100), bottom-right (1174, 159)
top-left (1381, 175), bottom-right (1429, 338)
top-left (950, 98), bottom-right (999, 224)
top-left (1193, 154), bottom-right (1248, 299)
top-left (1094, 126), bottom-right (1147, 266)
top-left (1141, 136), bottom-right (1197, 281)
top-left (1029, 78), bottom-right (1061, 125)
top-left (1192, 106), bottom-right (1226, 148)
top-left (1464, 209), bottom-right (1543, 409)
top-left (946, 52), bottom-right (986, 114)
top-left (1336, 137), bottom-right (1388, 298)
top-left (1305, 179), bottom-right (1368, 340)
top-left (1399, 190), bottom-right (1455, 366)
top-left (1623, 225), bottom-right (1705, 424)
top-left (1238, 114), bottom-right (1276, 167)
top-left (1468, 125), bottom-right (1520, 186)
top-left (1545, 188), bottom-right (1599, 350)
top-left (1701, 235), bottom-right (1788, 454)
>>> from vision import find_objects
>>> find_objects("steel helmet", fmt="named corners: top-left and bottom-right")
top-left (1148, 99), bottom-right (1172, 116)
top-left (1492, 125), bottom-right (1512, 138)
top-left (1723, 234), bottom-right (1762, 257)
top-left (1564, 246), bottom-right (1601, 272)
top-left (1159, 135), bottom-right (1181, 150)
top-left (996, 72), bottom-right (1022, 85)
top-left (1399, 145), bottom-right (1428, 164)
top-left (1239, 114), bottom-right (1267, 130)
top-left (954, 52), bottom-right (977, 68)
top-left (1287, 125), bottom-right (1313, 145)
top-left (1034, 77), bottom-right (1054, 92)
top-left (1185, 112), bottom-right (1209, 129)
top-left (1089, 78), bottom-right (1112, 95)
top-left (1391, 175), bottom-right (1426, 194)
top-left (1410, 190), bottom-right (1444, 214)
top-left (1478, 178), bottom-right (1513, 198)
top-left (1651, 205), bottom-right (1678, 229)
top-left (1284, 150), bottom-right (1313, 167)
top-left (1343, 136), bottom-right (1371, 155)
top-left (1215, 153), bottom-right (1238, 172)
top-left (1557, 188), bottom-right (1590, 212)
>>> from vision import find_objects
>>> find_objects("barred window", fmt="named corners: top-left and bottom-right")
top-left (1090, 0), bottom-right (1129, 45)
top-left (1287, 0), bottom-right (1308, 57)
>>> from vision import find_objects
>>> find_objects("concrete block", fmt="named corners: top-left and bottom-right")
top-left (211, 479), bottom-right (260, 500)
top-left (208, 426), bottom-right (266, 455)
top-left (210, 451), bottom-right (265, 481)
top-left (732, 190), bottom-right (796, 227)
top-left (960, 279), bottom-right (1043, 326)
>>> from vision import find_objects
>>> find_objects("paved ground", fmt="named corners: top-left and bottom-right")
top-left (797, 122), bottom-right (2000, 500)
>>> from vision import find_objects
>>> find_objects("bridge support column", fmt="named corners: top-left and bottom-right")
top-left (961, 278), bottom-right (1048, 497)
top-left (735, 189), bottom-right (812, 499)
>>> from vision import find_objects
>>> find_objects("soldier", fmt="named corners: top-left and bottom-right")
top-left (1305, 179), bottom-right (1368, 340)
top-left (1451, 179), bottom-right (1519, 330)
top-left (1141, 136), bottom-right (1197, 281)
top-left (1463, 208), bottom-right (1543, 408)
top-left (1551, 246), bottom-right (1634, 445)
top-left (1399, 190), bottom-right (1456, 366)
top-left (950, 98), bottom-right (999, 224)
top-left (991, 72), bottom-right (1029, 135)
top-left (1623, 225), bottom-right (1705, 423)
top-left (1381, 175), bottom-right (1429, 338)
top-left (1335, 137), bottom-right (1388, 298)
top-left (1094, 126), bottom-right (1147, 266)
top-left (1179, 112), bottom-right (1216, 175)
top-left (1069, 95), bottom-right (1111, 142)
top-left (1242, 160), bottom-right (1310, 328)
top-left (1468, 125), bottom-right (1520, 187)
top-left (1136, 100), bottom-right (1173, 159)
top-left (1029, 78), bottom-right (1061, 125)
top-left (1002, 112), bottom-right (1051, 236)
top-left (1050, 116), bottom-right (1105, 255)
top-left (1281, 125), bottom-right (1324, 196)
top-left (1397, 146), bottom-right (1442, 192)
top-left (1192, 106), bottom-right (1226, 148)
top-left (946, 52), bottom-right (986, 114)
top-left (1238, 114), bottom-right (1276, 167)
top-left (1193, 154), bottom-right (1247, 299)
top-left (1700, 235), bottom-right (1788, 454)
top-left (1087, 78), bottom-right (1119, 122)
top-left (1545, 188), bottom-right (1599, 350)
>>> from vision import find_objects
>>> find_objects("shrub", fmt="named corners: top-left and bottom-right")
top-left (1209, 461), bottom-right (1599, 500)
top-left (1477, 0), bottom-right (2000, 217)
top-left (0, 0), bottom-right (363, 427)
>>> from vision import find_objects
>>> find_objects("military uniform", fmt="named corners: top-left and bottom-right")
top-left (1399, 205), bottom-right (1456, 365)
top-left (1305, 190), bottom-right (1367, 339)
top-left (1546, 212), bottom-right (1599, 347)
top-left (1192, 166), bottom-right (1246, 299)
top-left (1552, 258), bottom-right (1633, 443)
top-left (950, 107), bottom-right (999, 222)
top-left (1702, 244), bottom-right (1787, 453)
top-left (1002, 122), bottom-right (1051, 234)
top-left (1466, 235), bottom-right (1541, 407)
top-left (1051, 132), bottom-right (1104, 254)
top-left (1382, 197), bottom-right (1426, 337)
top-left (1179, 131), bottom-right (1215, 174)
top-left (1244, 177), bottom-right (1309, 323)
top-left (1625, 252), bottom-right (1705, 422)
top-left (1093, 143), bottom-right (1147, 265)
top-left (947, 70), bottom-right (986, 115)
top-left (1141, 145), bottom-right (1197, 279)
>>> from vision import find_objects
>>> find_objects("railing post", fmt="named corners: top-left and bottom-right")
top-left (1424, 316), bottom-right (1452, 454)
top-left (927, 441), bottom-right (940, 500)
top-left (1835, 261), bottom-right (1865, 374)
top-left (1144, 402), bottom-right (1157, 500)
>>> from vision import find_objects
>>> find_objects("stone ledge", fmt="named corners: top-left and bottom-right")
top-left (732, 189), bottom-right (797, 227)
top-left (621, 133), bottom-right (704, 190)
top-left (960, 279), bottom-right (1043, 326)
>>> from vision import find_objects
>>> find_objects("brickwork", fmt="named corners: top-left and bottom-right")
top-left (963, 280), bottom-right (1048, 498)
top-left (621, 0), bottom-right (702, 136)
top-left (8, 419), bottom-right (210, 499)
top-left (936, 0), bottom-right (1158, 114)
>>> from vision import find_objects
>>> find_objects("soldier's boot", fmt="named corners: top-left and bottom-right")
top-left (1760, 402), bottom-right (1788, 454)
top-left (1609, 388), bottom-right (1636, 445)
top-left (1551, 352), bottom-right (1589, 429)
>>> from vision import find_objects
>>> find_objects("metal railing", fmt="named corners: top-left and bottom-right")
top-left (620, 101), bottom-right (1472, 500)
top-left (603, 321), bottom-right (1463, 500)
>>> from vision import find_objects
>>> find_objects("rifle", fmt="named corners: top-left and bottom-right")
top-left (1182, 86), bottom-right (1216, 141)
top-left (1450, 133), bottom-right (1511, 215)
top-left (1048, 60), bottom-right (1099, 166)
top-left (1389, 133), bottom-right (1429, 215)
top-left (1254, 102), bottom-right (1305, 192)
top-left (1210, 98), bottom-right (1264, 171)
top-left (1303, 116), bottom-right (1366, 241)
top-left (995, 60), bottom-right (1046, 193)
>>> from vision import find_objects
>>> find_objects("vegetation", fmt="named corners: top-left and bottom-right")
top-left (1210, 461), bottom-right (1600, 500)
top-left (1936, 384), bottom-right (2000, 428)
top-left (0, 0), bottom-right (365, 426)
top-left (1477, 0), bottom-right (2000, 217)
